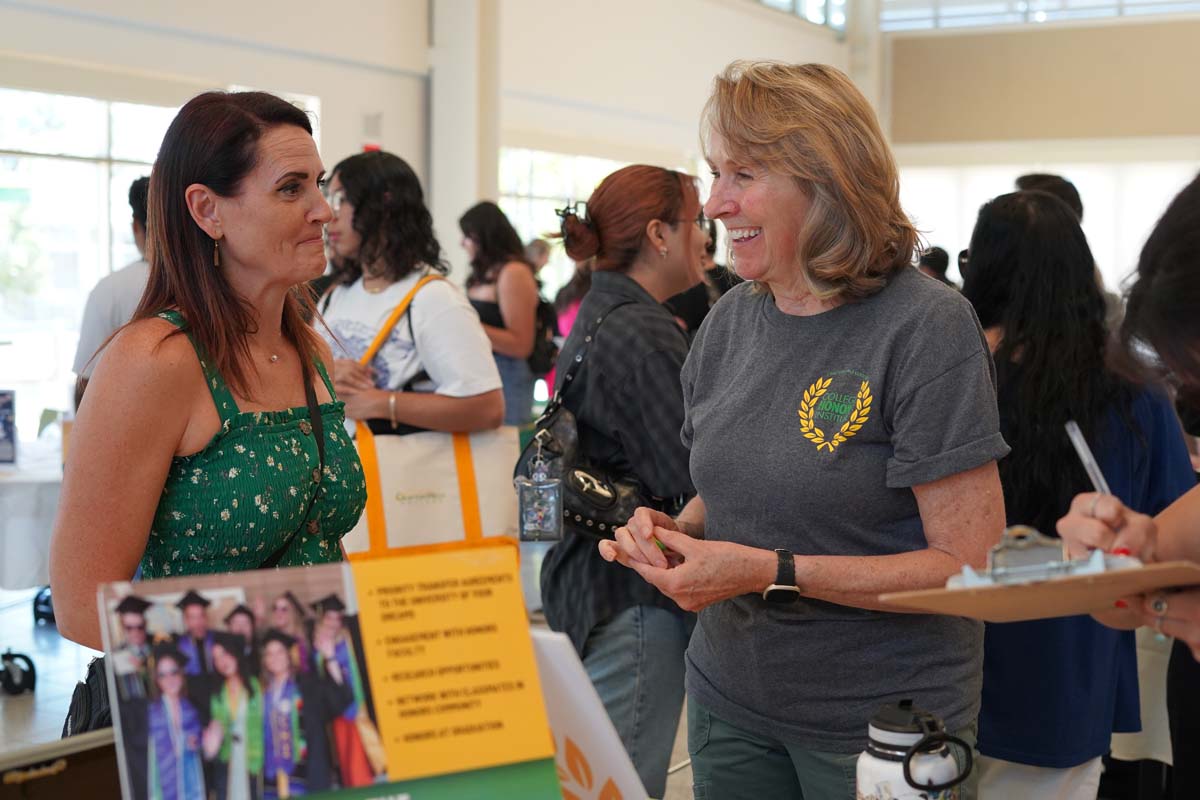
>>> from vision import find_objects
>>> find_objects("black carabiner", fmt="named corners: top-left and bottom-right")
top-left (901, 730), bottom-right (974, 793)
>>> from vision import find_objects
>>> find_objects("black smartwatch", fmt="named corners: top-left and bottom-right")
top-left (762, 548), bottom-right (801, 604)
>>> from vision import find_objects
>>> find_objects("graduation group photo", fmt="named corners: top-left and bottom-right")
top-left (100, 566), bottom-right (384, 800)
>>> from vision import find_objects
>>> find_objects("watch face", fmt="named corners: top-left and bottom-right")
top-left (764, 586), bottom-right (801, 604)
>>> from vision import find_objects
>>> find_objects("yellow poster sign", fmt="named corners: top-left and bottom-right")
top-left (350, 545), bottom-right (555, 782)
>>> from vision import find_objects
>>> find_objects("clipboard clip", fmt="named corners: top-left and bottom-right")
top-left (947, 525), bottom-right (1142, 588)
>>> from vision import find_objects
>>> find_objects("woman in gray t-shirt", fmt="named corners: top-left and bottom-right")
top-left (600, 62), bottom-right (1009, 799)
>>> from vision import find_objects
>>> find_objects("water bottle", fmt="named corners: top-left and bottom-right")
top-left (856, 699), bottom-right (972, 800)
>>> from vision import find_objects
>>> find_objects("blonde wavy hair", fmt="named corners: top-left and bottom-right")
top-left (702, 61), bottom-right (918, 301)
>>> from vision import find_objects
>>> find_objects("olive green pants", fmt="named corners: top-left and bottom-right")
top-left (687, 698), bottom-right (978, 800)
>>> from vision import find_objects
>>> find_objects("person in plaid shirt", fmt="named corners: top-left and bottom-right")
top-left (539, 164), bottom-right (707, 799)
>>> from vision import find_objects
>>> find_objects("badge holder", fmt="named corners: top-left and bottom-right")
top-left (514, 431), bottom-right (563, 542)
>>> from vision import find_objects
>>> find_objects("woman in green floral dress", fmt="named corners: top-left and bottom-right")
top-left (50, 91), bottom-right (366, 650)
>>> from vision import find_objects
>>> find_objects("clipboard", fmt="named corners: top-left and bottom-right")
top-left (878, 526), bottom-right (1200, 623)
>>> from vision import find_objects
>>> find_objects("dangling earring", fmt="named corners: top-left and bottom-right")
top-left (213, 239), bottom-right (221, 266)
top-left (659, 248), bottom-right (668, 259)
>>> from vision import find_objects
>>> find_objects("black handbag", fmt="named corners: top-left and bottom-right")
top-left (514, 301), bottom-right (678, 537)
top-left (62, 369), bottom-right (327, 737)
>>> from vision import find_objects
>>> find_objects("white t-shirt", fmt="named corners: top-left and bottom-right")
top-left (319, 270), bottom-right (501, 398)
top-left (73, 258), bottom-right (150, 377)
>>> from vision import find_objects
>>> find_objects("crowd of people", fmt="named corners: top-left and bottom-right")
top-left (109, 588), bottom-right (378, 799)
top-left (47, 57), bottom-right (1200, 800)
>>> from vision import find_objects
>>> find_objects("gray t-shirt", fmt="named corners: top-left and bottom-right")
top-left (682, 267), bottom-right (1009, 753)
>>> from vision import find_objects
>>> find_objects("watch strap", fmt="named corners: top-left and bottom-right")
top-left (774, 548), bottom-right (796, 587)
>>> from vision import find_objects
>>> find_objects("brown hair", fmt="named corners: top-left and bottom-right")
top-left (559, 164), bottom-right (700, 273)
top-left (703, 61), bottom-right (917, 300)
top-left (135, 91), bottom-right (325, 396)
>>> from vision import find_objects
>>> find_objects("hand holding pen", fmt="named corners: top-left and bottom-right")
top-left (1058, 420), bottom-right (1153, 561)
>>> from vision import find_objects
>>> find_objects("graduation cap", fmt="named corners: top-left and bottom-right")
top-left (175, 590), bottom-right (211, 610)
top-left (310, 594), bottom-right (345, 615)
top-left (210, 631), bottom-right (247, 656)
top-left (152, 643), bottom-right (187, 669)
top-left (261, 628), bottom-right (297, 650)
top-left (223, 604), bottom-right (255, 625)
top-left (115, 595), bottom-right (152, 615)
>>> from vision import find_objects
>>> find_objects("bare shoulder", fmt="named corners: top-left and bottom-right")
top-left (497, 261), bottom-right (539, 295)
top-left (499, 260), bottom-right (537, 284)
top-left (97, 317), bottom-right (204, 399)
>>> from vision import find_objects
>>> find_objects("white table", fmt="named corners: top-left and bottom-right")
top-left (0, 438), bottom-right (62, 590)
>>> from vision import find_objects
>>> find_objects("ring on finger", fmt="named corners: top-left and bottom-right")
top-left (1151, 595), bottom-right (1170, 616)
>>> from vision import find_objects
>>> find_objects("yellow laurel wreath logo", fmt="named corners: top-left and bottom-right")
top-left (798, 377), bottom-right (873, 453)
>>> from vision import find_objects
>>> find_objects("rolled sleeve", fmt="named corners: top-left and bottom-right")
top-left (886, 349), bottom-right (1010, 488)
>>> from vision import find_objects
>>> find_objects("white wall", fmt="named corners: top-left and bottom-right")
top-left (0, 0), bottom-right (430, 176)
top-left (498, 0), bottom-right (850, 167)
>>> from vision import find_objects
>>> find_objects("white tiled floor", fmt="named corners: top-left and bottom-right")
top-left (0, 588), bottom-right (101, 755)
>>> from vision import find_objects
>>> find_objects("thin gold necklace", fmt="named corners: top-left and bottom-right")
top-left (362, 271), bottom-right (390, 294)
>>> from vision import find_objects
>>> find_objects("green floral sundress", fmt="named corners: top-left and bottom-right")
top-left (140, 311), bottom-right (367, 578)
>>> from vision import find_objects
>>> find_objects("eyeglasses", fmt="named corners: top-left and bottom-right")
top-left (157, 667), bottom-right (180, 678)
top-left (326, 189), bottom-right (347, 217)
top-left (675, 212), bottom-right (707, 231)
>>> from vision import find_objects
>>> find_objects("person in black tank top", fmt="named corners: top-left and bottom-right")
top-left (460, 202), bottom-right (541, 425)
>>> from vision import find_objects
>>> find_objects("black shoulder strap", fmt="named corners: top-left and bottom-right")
top-left (549, 300), bottom-right (634, 410)
top-left (260, 366), bottom-right (326, 569)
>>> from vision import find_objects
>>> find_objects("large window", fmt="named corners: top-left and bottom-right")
top-left (498, 147), bottom-right (630, 302)
top-left (0, 88), bottom-right (175, 439)
top-left (898, 160), bottom-right (1198, 291)
top-left (882, 0), bottom-right (1200, 31)
top-left (758, 0), bottom-right (849, 30)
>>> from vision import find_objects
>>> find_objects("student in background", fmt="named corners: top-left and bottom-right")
top-left (223, 604), bottom-right (259, 676)
top-left (544, 164), bottom-right (706, 798)
top-left (73, 176), bottom-right (150, 408)
top-left (526, 238), bottom-right (551, 275)
top-left (917, 245), bottom-right (957, 288)
top-left (203, 632), bottom-right (263, 800)
top-left (175, 590), bottom-right (215, 678)
top-left (259, 628), bottom-right (352, 798)
top-left (1056, 172), bottom-right (1200, 799)
top-left (1014, 172), bottom-right (1122, 331)
top-left (962, 189), bottom-right (1194, 798)
top-left (266, 592), bottom-right (311, 674)
top-left (319, 151), bottom-right (503, 435)
top-left (310, 594), bottom-right (381, 788)
top-left (461, 201), bottom-right (541, 425)
top-left (148, 645), bottom-right (206, 800)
